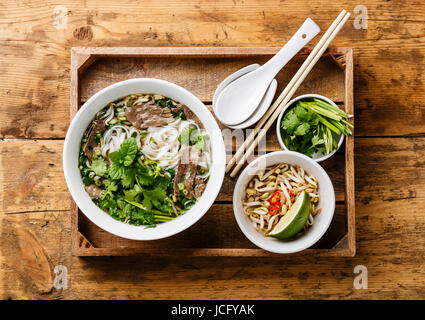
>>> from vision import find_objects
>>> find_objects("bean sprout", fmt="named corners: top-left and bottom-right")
top-left (242, 163), bottom-right (320, 236)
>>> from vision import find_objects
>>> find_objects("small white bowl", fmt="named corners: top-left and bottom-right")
top-left (63, 78), bottom-right (226, 241)
top-left (276, 94), bottom-right (344, 162)
top-left (233, 151), bottom-right (335, 254)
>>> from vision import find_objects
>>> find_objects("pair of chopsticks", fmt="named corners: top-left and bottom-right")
top-left (226, 10), bottom-right (351, 178)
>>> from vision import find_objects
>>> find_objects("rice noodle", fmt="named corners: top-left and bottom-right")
top-left (141, 118), bottom-right (211, 170)
top-left (196, 148), bottom-right (211, 179)
top-left (142, 125), bottom-right (180, 167)
top-left (101, 125), bottom-right (141, 158)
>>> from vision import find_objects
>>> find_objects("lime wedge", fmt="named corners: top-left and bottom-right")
top-left (269, 191), bottom-right (310, 239)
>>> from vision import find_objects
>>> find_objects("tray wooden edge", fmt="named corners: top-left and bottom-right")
top-left (71, 46), bottom-right (352, 58)
top-left (343, 48), bottom-right (356, 257)
top-left (73, 244), bottom-right (353, 257)
top-left (70, 46), bottom-right (355, 258)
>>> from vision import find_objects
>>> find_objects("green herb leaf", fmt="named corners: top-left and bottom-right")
top-left (294, 104), bottom-right (310, 121)
top-left (311, 134), bottom-right (324, 147)
top-left (279, 98), bottom-right (353, 158)
top-left (124, 189), bottom-right (139, 202)
top-left (294, 122), bottom-right (310, 136)
top-left (109, 164), bottom-right (124, 180)
top-left (91, 158), bottom-right (108, 177)
top-left (120, 138), bottom-right (138, 166)
top-left (121, 168), bottom-right (136, 189)
top-left (82, 176), bottom-right (93, 186)
top-left (281, 110), bottom-right (300, 134)
top-left (135, 163), bottom-right (155, 186)
top-left (109, 150), bottom-right (122, 164)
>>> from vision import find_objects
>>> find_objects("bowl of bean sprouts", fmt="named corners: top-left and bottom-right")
top-left (233, 151), bottom-right (335, 254)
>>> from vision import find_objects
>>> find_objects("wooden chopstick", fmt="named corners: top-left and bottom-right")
top-left (228, 10), bottom-right (351, 178)
top-left (225, 10), bottom-right (348, 174)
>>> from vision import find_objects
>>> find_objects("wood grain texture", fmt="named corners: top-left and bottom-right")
top-left (0, 140), bottom-right (346, 214)
top-left (77, 47), bottom-right (346, 103)
top-left (74, 203), bottom-right (348, 256)
top-left (1, 0), bottom-right (425, 299)
top-left (69, 46), bottom-right (353, 257)
top-left (0, 1), bottom-right (424, 137)
top-left (2, 197), bottom-right (425, 299)
top-left (2, 137), bottom-right (425, 298)
top-left (0, 211), bottom-right (73, 299)
top-left (3, 137), bottom-right (423, 216)
top-left (343, 48), bottom-right (355, 256)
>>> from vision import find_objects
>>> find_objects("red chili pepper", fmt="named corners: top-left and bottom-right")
top-left (269, 191), bottom-right (281, 205)
top-left (287, 188), bottom-right (294, 197)
top-left (269, 205), bottom-right (280, 216)
top-left (269, 200), bottom-right (282, 215)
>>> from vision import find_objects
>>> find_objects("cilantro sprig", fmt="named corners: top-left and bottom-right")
top-left (86, 137), bottom-right (183, 227)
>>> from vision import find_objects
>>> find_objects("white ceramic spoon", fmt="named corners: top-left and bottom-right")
top-left (212, 64), bottom-right (277, 129)
top-left (215, 18), bottom-right (320, 126)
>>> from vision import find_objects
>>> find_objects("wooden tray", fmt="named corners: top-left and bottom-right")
top-left (70, 47), bottom-right (355, 257)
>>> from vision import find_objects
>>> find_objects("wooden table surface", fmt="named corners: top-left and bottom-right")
top-left (1, 0), bottom-right (424, 300)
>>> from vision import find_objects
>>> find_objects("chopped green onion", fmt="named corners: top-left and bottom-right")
top-left (299, 101), bottom-right (341, 121)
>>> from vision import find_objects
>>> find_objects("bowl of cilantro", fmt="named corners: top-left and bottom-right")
top-left (276, 94), bottom-right (353, 162)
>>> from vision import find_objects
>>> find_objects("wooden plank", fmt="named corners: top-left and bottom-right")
top-left (0, 210), bottom-right (72, 300)
top-left (69, 197), bottom-right (425, 300)
top-left (0, 140), bottom-right (68, 214)
top-left (2, 41), bottom-right (423, 138)
top-left (77, 48), bottom-right (346, 103)
top-left (1, 1), bottom-right (425, 138)
top-left (2, 137), bottom-right (423, 214)
top-left (3, 136), bottom-right (425, 255)
top-left (3, 197), bottom-right (425, 299)
top-left (344, 48), bottom-right (355, 256)
top-left (2, 1), bottom-right (424, 44)
top-left (1, 0), bottom-right (425, 299)
top-left (0, 135), bottom-right (348, 261)
top-left (1, 136), bottom-right (422, 217)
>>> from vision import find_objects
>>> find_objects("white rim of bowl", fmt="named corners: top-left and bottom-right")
top-left (63, 78), bottom-right (225, 241)
top-left (233, 150), bottom-right (335, 254)
top-left (276, 94), bottom-right (345, 162)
